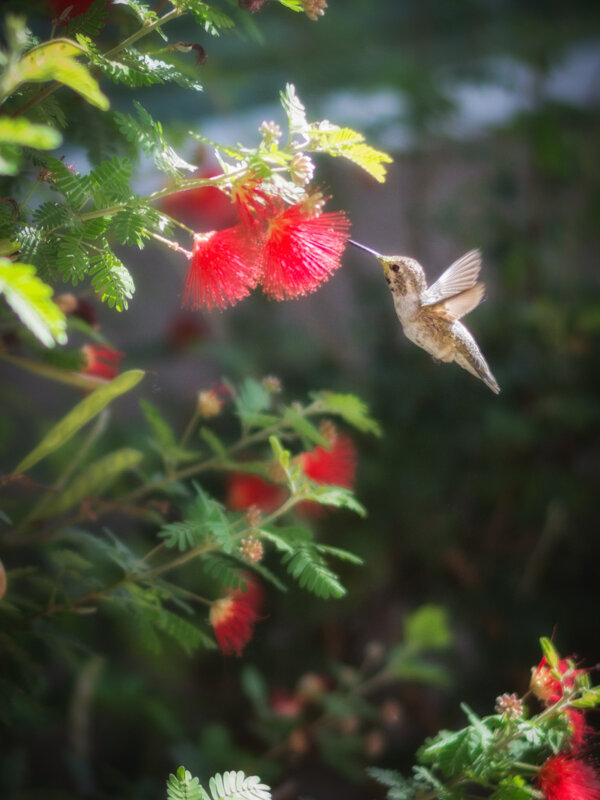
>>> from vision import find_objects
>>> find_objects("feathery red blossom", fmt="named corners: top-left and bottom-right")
top-left (209, 576), bottom-right (263, 656)
top-left (226, 473), bottom-right (286, 514)
top-left (260, 198), bottom-right (350, 300)
top-left (81, 344), bottom-right (124, 381)
top-left (183, 229), bottom-right (262, 310)
top-left (298, 434), bottom-right (357, 488)
top-left (537, 755), bottom-right (600, 800)
top-left (531, 656), bottom-right (582, 705)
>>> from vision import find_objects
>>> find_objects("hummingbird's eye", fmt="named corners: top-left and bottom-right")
top-left (390, 264), bottom-right (399, 273)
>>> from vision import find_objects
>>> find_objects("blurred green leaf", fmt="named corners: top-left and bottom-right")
top-left (404, 604), bottom-right (451, 651)
top-left (0, 259), bottom-right (67, 347)
top-left (311, 391), bottom-right (381, 436)
top-left (0, 117), bottom-right (61, 149)
top-left (35, 448), bottom-right (144, 517)
top-left (12, 39), bottom-right (109, 110)
top-left (12, 369), bottom-right (144, 475)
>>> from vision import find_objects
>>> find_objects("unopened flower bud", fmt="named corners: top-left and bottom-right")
top-left (268, 459), bottom-right (286, 484)
top-left (239, 535), bottom-right (264, 564)
top-left (290, 154), bottom-right (315, 186)
top-left (244, 504), bottom-right (263, 530)
top-left (495, 692), bottom-right (524, 720)
top-left (364, 729), bottom-right (386, 758)
top-left (297, 672), bottom-right (328, 701)
top-left (288, 727), bottom-right (310, 755)
top-left (55, 294), bottom-right (78, 315)
top-left (380, 699), bottom-right (403, 726)
top-left (262, 375), bottom-right (282, 394)
top-left (318, 419), bottom-right (338, 446)
top-left (259, 120), bottom-right (282, 144)
top-left (339, 714), bottom-right (359, 735)
top-left (300, 191), bottom-right (326, 217)
top-left (197, 389), bottom-right (223, 418)
top-left (302, 0), bottom-right (327, 20)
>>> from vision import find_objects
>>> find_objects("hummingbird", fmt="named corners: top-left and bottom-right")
top-left (349, 240), bottom-right (500, 394)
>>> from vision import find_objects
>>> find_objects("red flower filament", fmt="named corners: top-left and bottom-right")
top-left (226, 473), bottom-right (286, 514)
top-left (261, 200), bottom-right (350, 300)
top-left (209, 577), bottom-right (263, 656)
top-left (183, 229), bottom-right (261, 311)
top-left (298, 434), bottom-right (357, 488)
top-left (537, 755), bottom-right (600, 800)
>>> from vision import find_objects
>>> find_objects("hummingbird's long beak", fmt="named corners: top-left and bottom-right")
top-left (348, 239), bottom-right (382, 259)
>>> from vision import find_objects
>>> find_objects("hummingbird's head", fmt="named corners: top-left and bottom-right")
top-left (348, 241), bottom-right (424, 297)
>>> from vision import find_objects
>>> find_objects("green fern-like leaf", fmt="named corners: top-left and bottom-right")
top-left (174, 1), bottom-right (235, 36)
top-left (209, 771), bottom-right (271, 800)
top-left (0, 259), bottom-right (67, 347)
top-left (310, 125), bottom-right (393, 183)
top-left (56, 236), bottom-right (91, 284)
top-left (167, 767), bottom-right (208, 800)
top-left (32, 201), bottom-right (71, 231)
top-left (150, 606), bottom-right (215, 654)
top-left (88, 248), bottom-right (135, 310)
top-left (282, 544), bottom-right (346, 599)
top-left (66, 0), bottom-right (109, 36)
top-left (114, 101), bottom-right (196, 176)
top-left (88, 156), bottom-right (134, 206)
top-left (202, 554), bottom-right (245, 590)
top-left (43, 156), bottom-right (92, 209)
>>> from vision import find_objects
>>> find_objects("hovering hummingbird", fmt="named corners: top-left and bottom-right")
top-left (349, 240), bottom-right (500, 394)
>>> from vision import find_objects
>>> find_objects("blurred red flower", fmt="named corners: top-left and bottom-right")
top-left (209, 575), bottom-right (263, 656)
top-left (531, 656), bottom-right (581, 705)
top-left (537, 755), bottom-right (600, 800)
top-left (226, 473), bottom-right (286, 514)
top-left (161, 168), bottom-right (238, 230)
top-left (81, 344), bottom-right (124, 381)
top-left (298, 433), bottom-right (357, 488)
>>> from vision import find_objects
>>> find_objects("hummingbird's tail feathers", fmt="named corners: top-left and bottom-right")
top-left (348, 239), bottom-right (382, 258)
top-left (455, 349), bottom-right (501, 394)
top-left (422, 249), bottom-right (482, 305)
top-left (436, 282), bottom-right (486, 321)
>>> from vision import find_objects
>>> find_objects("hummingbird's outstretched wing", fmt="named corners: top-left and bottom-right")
top-left (421, 249), bottom-right (482, 306)
top-left (433, 282), bottom-right (486, 320)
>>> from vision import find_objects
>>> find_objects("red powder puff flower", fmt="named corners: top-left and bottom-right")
top-left (226, 473), bottom-right (286, 514)
top-left (536, 755), bottom-right (600, 800)
top-left (298, 433), bottom-right (357, 488)
top-left (183, 229), bottom-right (262, 310)
top-left (161, 168), bottom-right (238, 230)
top-left (81, 344), bottom-right (124, 381)
top-left (531, 656), bottom-right (583, 706)
top-left (209, 575), bottom-right (264, 656)
top-left (568, 709), bottom-right (595, 751)
top-left (260, 196), bottom-right (350, 300)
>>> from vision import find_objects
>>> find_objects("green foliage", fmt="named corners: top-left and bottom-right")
top-left (404, 604), bottom-right (451, 651)
top-left (34, 448), bottom-right (144, 518)
top-left (115, 101), bottom-right (196, 176)
top-left (5, 38), bottom-right (109, 110)
top-left (166, 767), bottom-right (271, 800)
top-left (311, 391), bottom-right (382, 436)
top-left (0, 259), bottom-right (67, 347)
top-left (12, 369), bottom-right (145, 474)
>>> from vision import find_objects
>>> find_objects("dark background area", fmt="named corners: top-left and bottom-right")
top-left (1, 0), bottom-right (600, 797)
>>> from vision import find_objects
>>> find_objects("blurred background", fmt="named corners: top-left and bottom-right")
top-left (2, 0), bottom-right (600, 797)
